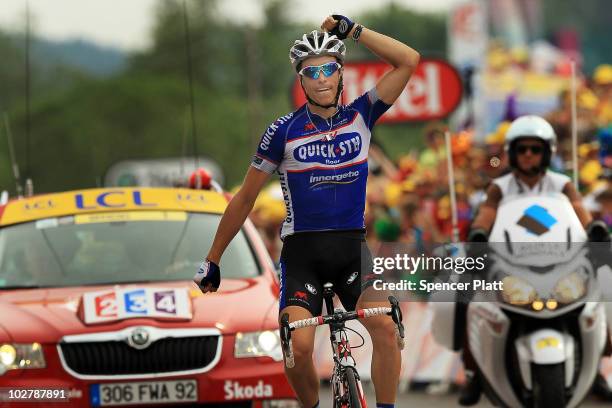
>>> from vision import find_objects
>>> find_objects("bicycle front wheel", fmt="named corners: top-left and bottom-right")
top-left (345, 367), bottom-right (364, 408)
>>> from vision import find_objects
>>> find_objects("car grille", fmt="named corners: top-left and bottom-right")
top-left (60, 335), bottom-right (219, 375)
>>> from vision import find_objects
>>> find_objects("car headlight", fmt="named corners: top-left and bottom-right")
top-left (0, 344), bottom-right (16, 366)
top-left (501, 276), bottom-right (537, 306)
top-left (0, 343), bottom-right (46, 375)
top-left (553, 271), bottom-right (587, 304)
top-left (234, 331), bottom-right (283, 361)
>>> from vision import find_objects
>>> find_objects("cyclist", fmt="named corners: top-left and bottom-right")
top-left (193, 14), bottom-right (419, 408)
top-left (463, 115), bottom-right (611, 405)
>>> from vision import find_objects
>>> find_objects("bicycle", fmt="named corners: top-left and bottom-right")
top-left (279, 282), bottom-right (405, 408)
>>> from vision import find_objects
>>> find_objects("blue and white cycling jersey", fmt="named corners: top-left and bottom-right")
top-left (251, 88), bottom-right (391, 238)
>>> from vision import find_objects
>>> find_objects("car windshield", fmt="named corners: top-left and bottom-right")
top-left (0, 211), bottom-right (259, 289)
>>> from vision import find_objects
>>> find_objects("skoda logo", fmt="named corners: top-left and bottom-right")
top-left (127, 327), bottom-right (151, 350)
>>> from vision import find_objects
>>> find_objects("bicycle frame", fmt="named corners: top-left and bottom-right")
top-left (322, 283), bottom-right (368, 408)
top-left (279, 282), bottom-right (404, 408)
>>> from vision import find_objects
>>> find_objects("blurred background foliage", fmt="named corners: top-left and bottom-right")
top-left (0, 0), bottom-right (608, 192)
top-left (0, 0), bottom-right (446, 193)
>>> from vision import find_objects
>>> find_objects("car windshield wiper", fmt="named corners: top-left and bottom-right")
top-left (0, 285), bottom-right (46, 290)
top-left (77, 280), bottom-right (162, 287)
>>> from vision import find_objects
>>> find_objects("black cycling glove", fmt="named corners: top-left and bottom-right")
top-left (193, 259), bottom-right (221, 292)
top-left (329, 14), bottom-right (355, 40)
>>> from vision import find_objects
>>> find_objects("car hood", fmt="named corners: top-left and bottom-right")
top-left (0, 277), bottom-right (278, 343)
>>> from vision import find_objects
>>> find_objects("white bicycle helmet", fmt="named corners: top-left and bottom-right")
top-left (289, 30), bottom-right (346, 72)
top-left (504, 115), bottom-right (557, 171)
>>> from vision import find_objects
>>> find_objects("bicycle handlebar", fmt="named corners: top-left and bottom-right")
top-left (288, 307), bottom-right (391, 330)
top-left (280, 297), bottom-right (405, 369)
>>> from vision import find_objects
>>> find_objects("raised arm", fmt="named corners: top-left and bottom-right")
top-left (322, 15), bottom-right (420, 105)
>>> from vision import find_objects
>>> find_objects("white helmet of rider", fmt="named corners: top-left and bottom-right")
top-left (505, 115), bottom-right (557, 171)
top-left (505, 115), bottom-right (557, 153)
top-left (289, 30), bottom-right (346, 72)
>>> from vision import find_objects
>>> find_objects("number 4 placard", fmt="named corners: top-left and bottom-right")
top-left (82, 288), bottom-right (192, 324)
top-left (154, 290), bottom-right (177, 313)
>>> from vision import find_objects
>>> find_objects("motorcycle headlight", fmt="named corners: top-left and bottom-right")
top-left (234, 331), bottom-right (283, 361)
top-left (501, 276), bottom-right (537, 306)
top-left (0, 343), bottom-right (46, 375)
top-left (553, 271), bottom-right (587, 304)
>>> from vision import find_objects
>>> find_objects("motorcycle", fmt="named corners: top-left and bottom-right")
top-left (432, 193), bottom-right (611, 407)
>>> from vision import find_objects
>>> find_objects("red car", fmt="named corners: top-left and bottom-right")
top-left (0, 187), bottom-right (297, 407)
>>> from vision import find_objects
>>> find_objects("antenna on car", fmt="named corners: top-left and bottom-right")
top-left (180, 109), bottom-right (190, 183)
top-left (24, 0), bottom-right (34, 196)
top-left (182, 0), bottom-right (199, 170)
top-left (3, 113), bottom-right (24, 198)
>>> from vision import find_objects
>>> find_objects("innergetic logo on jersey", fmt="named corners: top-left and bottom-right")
top-left (294, 132), bottom-right (362, 165)
top-left (309, 170), bottom-right (360, 189)
top-left (517, 204), bottom-right (557, 236)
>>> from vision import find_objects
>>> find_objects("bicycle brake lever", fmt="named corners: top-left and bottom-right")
top-left (388, 296), bottom-right (405, 339)
top-left (280, 313), bottom-right (295, 368)
top-left (281, 313), bottom-right (293, 343)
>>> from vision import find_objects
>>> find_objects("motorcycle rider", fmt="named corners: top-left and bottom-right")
top-left (462, 115), bottom-right (611, 405)
top-left (470, 115), bottom-right (601, 235)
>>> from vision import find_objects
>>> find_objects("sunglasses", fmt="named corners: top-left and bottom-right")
top-left (298, 62), bottom-right (341, 79)
top-left (516, 145), bottom-right (544, 155)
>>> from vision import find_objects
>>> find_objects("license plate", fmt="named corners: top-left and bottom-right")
top-left (91, 379), bottom-right (197, 406)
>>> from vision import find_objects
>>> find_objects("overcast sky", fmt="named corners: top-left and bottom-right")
top-left (0, 0), bottom-right (459, 50)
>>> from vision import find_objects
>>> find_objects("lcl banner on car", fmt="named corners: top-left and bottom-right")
top-left (291, 58), bottom-right (463, 123)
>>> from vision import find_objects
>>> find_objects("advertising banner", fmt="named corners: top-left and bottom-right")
top-left (291, 59), bottom-right (462, 123)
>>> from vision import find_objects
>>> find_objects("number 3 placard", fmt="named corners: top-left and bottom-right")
top-left (82, 288), bottom-right (192, 324)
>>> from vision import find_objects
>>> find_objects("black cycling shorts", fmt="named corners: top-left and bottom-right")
top-left (278, 230), bottom-right (375, 316)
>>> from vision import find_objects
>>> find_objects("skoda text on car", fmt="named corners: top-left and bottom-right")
top-left (0, 187), bottom-right (297, 407)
